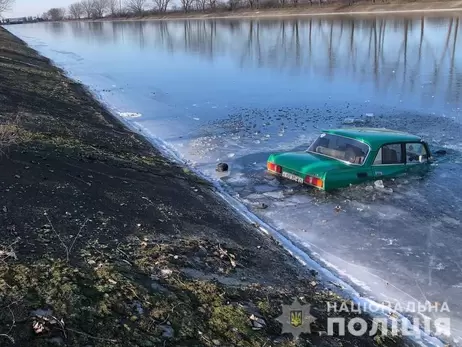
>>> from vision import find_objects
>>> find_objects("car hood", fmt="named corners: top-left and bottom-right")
top-left (270, 151), bottom-right (346, 174)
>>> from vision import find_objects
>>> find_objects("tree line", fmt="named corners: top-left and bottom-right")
top-left (43, 0), bottom-right (323, 21)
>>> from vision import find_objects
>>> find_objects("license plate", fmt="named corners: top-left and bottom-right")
top-left (282, 171), bottom-right (304, 183)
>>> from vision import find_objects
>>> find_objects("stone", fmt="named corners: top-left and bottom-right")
top-left (216, 163), bottom-right (229, 172)
top-left (435, 149), bottom-right (447, 156)
top-left (159, 324), bottom-right (174, 338)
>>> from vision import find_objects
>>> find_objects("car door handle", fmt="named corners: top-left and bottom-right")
top-left (357, 172), bottom-right (368, 178)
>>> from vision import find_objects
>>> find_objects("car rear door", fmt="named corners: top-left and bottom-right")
top-left (371, 143), bottom-right (407, 179)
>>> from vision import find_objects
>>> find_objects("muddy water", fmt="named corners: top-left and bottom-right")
top-left (6, 16), bottom-right (462, 343)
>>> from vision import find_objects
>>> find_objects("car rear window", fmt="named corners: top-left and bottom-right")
top-left (308, 133), bottom-right (369, 165)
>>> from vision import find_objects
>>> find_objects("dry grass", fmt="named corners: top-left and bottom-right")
top-left (0, 120), bottom-right (20, 157)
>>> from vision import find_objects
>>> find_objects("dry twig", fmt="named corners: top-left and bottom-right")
top-left (44, 212), bottom-right (89, 262)
top-left (0, 305), bottom-right (16, 344)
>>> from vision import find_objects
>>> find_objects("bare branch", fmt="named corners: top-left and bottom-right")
top-left (69, 3), bottom-right (84, 19)
top-left (0, 0), bottom-right (14, 16)
top-left (44, 212), bottom-right (89, 262)
top-left (108, 0), bottom-right (120, 16)
top-left (92, 0), bottom-right (109, 18)
top-left (0, 305), bottom-right (16, 344)
top-left (180, 0), bottom-right (194, 12)
top-left (152, 0), bottom-right (170, 13)
top-left (80, 0), bottom-right (94, 18)
top-left (125, 0), bottom-right (147, 15)
top-left (68, 218), bottom-right (89, 258)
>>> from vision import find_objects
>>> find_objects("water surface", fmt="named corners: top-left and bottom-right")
top-left (6, 16), bottom-right (462, 343)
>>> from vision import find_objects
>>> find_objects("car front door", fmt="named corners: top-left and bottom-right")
top-left (404, 142), bottom-right (430, 174)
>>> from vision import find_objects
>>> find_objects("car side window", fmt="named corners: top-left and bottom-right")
top-left (406, 143), bottom-right (428, 164)
top-left (373, 144), bottom-right (403, 165)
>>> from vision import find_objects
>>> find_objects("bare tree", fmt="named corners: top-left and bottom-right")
top-left (125, 0), bottom-right (147, 14)
top-left (69, 3), bottom-right (84, 19)
top-left (247, 0), bottom-right (258, 8)
top-left (93, 0), bottom-right (109, 18)
top-left (81, 0), bottom-right (94, 18)
top-left (47, 7), bottom-right (66, 21)
top-left (228, 0), bottom-right (239, 10)
top-left (108, 0), bottom-right (119, 16)
top-left (0, 0), bottom-right (14, 16)
top-left (180, 0), bottom-right (194, 12)
top-left (194, 0), bottom-right (207, 10)
top-left (153, 0), bottom-right (170, 12)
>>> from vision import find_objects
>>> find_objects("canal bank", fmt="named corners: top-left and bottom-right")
top-left (0, 26), bottom-right (419, 347)
top-left (81, 0), bottom-right (462, 22)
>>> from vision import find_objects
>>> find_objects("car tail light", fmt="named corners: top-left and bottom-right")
top-left (267, 162), bottom-right (282, 174)
top-left (304, 175), bottom-right (324, 188)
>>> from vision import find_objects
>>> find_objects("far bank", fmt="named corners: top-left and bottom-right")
top-left (76, 0), bottom-right (462, 22)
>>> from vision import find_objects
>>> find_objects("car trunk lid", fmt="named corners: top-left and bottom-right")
top-left (274, 151), bottom-right (346, 176)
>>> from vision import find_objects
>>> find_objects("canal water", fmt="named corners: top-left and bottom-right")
top-left (6, 16), bottom-right (462, 344)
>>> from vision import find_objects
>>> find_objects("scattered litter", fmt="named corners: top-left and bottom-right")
top-left (218, 244), bottom-right (237, 268)
top-left (374, 180), bottom-right (385, 189)
top-left (160, 268), bottom-right (173, 277)
top-left (249, 314), bottom-right (266, 330)
top-left (33, 321), bottom-right (46, 334)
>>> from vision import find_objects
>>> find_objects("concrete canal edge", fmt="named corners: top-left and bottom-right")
top-left (0, 26), bottom-right (423, 346)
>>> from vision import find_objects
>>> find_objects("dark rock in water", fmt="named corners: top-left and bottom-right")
top-left (216, 163), bottom-right (229, 172)
top-left (435, 149), bottom-right (447, 156)
top-left (256, 203), bottom-right (268, 210)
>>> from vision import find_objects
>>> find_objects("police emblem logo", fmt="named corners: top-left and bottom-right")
top-left (290, 310), bottom-right (303, 327)
top-left (276, 298), bottom-right (317, 339)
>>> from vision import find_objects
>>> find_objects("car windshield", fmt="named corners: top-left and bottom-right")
top-left (307, 133), bottom-right (370, 165)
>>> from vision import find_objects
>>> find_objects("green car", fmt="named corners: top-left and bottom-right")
top-left (267, 128), bottom-right (432, 191)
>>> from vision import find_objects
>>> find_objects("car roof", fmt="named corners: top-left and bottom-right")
top-left (322, 128), bottom-right (423, 149)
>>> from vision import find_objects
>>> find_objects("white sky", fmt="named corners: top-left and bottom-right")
top-left (5, 0), bottom-right (84, 17)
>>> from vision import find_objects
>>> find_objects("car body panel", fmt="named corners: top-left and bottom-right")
top-left (267, 128), bottom-right (432, 190)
